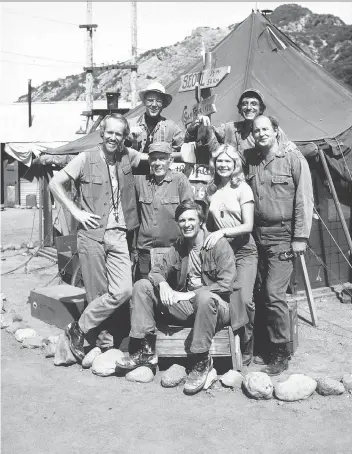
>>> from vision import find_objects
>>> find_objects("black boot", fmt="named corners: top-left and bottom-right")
top-left (116, 334), bottom-right (158, 370)
top-left (260, 344), bottom-right (290, 376)
top-left (66, 321), bottom-right (85, 363)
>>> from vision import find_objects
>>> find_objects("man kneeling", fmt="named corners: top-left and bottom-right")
top-left (116, 199), bottom-right (247, 395)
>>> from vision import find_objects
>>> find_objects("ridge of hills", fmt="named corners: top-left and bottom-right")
top-left (17, 4), bottom-right (352, 103)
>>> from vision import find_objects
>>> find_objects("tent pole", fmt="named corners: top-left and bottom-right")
top-left (318, 147), bottom-right (352, 257)
top-left (39, 176), bottom-right (43, 249)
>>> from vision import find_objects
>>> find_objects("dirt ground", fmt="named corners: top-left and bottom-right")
top-left (1, 208), bottom-right (352, 454)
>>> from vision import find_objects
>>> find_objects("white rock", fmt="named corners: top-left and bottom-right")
top-left (91, 349), bottom-right (124, 376)
top-left (47, 335), bottom-right (60, 344)
top-left (54, 333), bottom-right (77, 366)
top-left (1, 313), bottom-right (13, 329)
top-left (0, 293), bottom-right (6, 301)
top-left (43, 343), bottom-right (57, 358)
top-left (243, 372), bottom-right (273, 400)
top-left (316, 378), bottom-right (345, 396)
top-left (342, 374), bottom-right (352, 392)
top-left (6, 321), bottom-right (29, 334)
top-left (204, 368), bottom-right (218, 390)
top-left (22, 336), bottom-right (44, 349)
top-left (9, 310), bottom-right (23, 322)
top-left (15, 328), bottom-right (38, 342)
top-left (220, 370), bottom-right (244, 389)
top-left (125, 366), bottom-right (154, 383)
top-left (275, 374), bottom-right (317, 401)
top-left (82, 347), bottom-right (102, 369)
top-left (161, 364), bottom-right (187, 388)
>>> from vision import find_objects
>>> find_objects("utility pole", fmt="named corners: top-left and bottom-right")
top-left (28, 79), bottom-right (32, 127)
top-left (79, 1), bottom-right (98, 130)
top-left (131, 1), bottom-right (138, 109)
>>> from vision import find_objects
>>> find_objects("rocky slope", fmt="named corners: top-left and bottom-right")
top-left (17, 4), bottom-right (352, 103)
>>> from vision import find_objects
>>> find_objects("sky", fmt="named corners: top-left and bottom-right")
top-left (1, 1), bottom-right (351, 104)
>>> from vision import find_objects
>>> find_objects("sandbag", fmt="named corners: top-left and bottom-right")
top-left (54, 333), bottom-right (77, 366)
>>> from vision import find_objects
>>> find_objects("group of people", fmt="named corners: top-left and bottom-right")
top-left (49, 81), bottom-right (314, 395)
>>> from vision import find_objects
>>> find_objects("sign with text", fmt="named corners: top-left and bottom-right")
top-left (181, 95), bottom-right (217, 126)
top-left (178, 66), bottom-right (230, 93)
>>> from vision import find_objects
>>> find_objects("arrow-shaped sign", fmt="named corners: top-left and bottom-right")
top-left (178, 66), bottom-right (230, 93)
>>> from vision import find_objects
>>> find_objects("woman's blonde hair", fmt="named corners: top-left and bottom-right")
top-left (208, 144), bottom-right (245, 192)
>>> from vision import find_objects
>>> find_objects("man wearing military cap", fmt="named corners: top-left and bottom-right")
top-left (134, 141), bottom-right (193, 279)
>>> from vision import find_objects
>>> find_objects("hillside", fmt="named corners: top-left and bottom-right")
top-left (17, 4), bottom-right (352, 103)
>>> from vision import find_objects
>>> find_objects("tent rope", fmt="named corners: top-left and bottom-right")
top-left (334, 137), bottom-right (352, 182)
top-left (313, 207), bottom-right (352, 270)
top-left (307, 246), bottom-right (352, 300)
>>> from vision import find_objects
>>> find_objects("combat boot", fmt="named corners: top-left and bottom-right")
top-left (260, 344), bottom-right (290, 376)
top-left (184, 353), bottom-right (213, 395)
top-left (116, 334), bottom-right (158, 370)
top-left (66, 321), bottom-right (85, 363)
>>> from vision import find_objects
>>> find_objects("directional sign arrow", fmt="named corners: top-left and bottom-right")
top-left (181, 94), bottom-right (217, 126)
top-left (178, 66), bottom-right (231, 93)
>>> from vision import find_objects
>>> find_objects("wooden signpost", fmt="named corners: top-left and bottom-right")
top-left (179, 63), bottom-right (230, 127)
top-left (177, 52), bottom-right (231, 201)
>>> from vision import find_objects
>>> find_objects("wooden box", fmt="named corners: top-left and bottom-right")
top-left (288, 300), bottom-right (298, 355)
top-left (29, 284), bottom-right (87, 329)
top-left (155, 325), bottom-right (242, 371)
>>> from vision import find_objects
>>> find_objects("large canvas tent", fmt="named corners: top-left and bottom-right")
top-left (48, 10), bottom-right (352, 155)
top-left (44, 10), bottom-right (351, 289)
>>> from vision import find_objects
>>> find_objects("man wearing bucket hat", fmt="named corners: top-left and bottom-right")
top-left (187, 88), bottom-right (288, 166)
top-left (127, 81), bottom-right (184, 159)
top-left (134, 141), bottom-right (193, 279)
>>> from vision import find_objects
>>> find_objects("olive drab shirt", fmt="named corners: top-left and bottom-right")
top-left (127, 114), bottom-right (184, 154)
top-left (205, 121), bottom-right (289, 166)
top-left (134, 170), bottom-right (194, 250)
top-left (244, 141), bottom-right (314, 239)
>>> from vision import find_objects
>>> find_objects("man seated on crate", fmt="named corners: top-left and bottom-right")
top-left (116, 199), bottom-right (248, 395)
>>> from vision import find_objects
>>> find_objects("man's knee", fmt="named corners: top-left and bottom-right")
top-left (110, 281), bottom-right (133, 305)
top-left (194, 289), bottom-right (217, 311)
top-left (132, 279), bottom-right (153, 297)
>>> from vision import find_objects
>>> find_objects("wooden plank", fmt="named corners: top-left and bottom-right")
top-left (299, 254), bottom-right (318, 327)
top-left (228, 327), bottom-right (242, 371)
top-left (179, 66), bottom-right (231, 92)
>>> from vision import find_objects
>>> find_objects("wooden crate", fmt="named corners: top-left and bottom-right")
top-left (29, 284), bottom-right (87, 329)
top-left (156, 325), bottom-right (242, 371)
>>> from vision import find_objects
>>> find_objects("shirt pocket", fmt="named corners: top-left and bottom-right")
top-left (202, 260), bottom-right (218, 280)
top-left (271, 174), bottom-right (294, 199)
top-left (160, 196), bottom-right (180, 216)
top-left (121, 165), bottom-right (134, 188)
top-left (139, 195), bottom-right (153, 205)
top-left (81, 175), bottom-right (103, 199)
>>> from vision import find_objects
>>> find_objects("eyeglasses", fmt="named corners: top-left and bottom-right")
top-left (145, 98), bottom-right (163, 106)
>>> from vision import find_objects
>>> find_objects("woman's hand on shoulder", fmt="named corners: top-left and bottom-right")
top-left (203, 230), bottom-right (225, 250)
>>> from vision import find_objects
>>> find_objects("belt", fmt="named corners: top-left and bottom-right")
top-left (255, 219), bottom-right (291, 228)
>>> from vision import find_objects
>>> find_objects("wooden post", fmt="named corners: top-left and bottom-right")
top-left (39, 176), bottom-right (43, 248)
top-left (131, 1), bottom-right (138, 109)
top-left (43, 175), bottom-right (53, 247)
top-left (28, 79), bottom-right (32, 128)
top-left (318, 147), bottom-right (352, 257)
top-left (299, 254), bottom-right (318, 327)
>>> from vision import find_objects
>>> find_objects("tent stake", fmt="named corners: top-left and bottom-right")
top-left (318, 147), bottom-right (352, 257)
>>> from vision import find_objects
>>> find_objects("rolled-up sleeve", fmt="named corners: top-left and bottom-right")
top-left (291, 150), bottom-right (314, 239)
